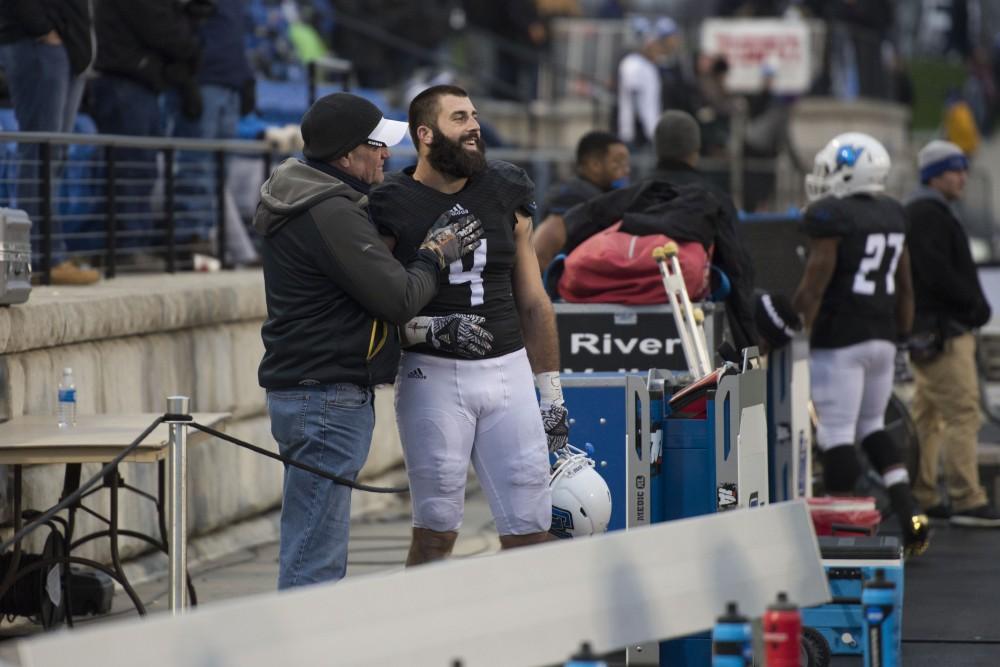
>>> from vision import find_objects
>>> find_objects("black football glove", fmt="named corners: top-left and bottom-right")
top-left (419, 209), bottom-right (483, 268)
top-left (426, 314), bottom-right (494, 358)
top-left (540, 402), bottom-right (569, 453)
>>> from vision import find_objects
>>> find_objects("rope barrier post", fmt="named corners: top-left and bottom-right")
top-left (165, 395), bottom-right (190, 614)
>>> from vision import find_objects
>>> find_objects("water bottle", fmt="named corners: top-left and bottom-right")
top-left (57, 367), bottom-right (77, 429)
top-left (565, 642), bottom-right (607, 667)
top-left (712, 601), bottom-right (752, 666)
top-left (763, 592), bottom-right (801, 667)
top-left (862, 569), bottom-right (898, 667)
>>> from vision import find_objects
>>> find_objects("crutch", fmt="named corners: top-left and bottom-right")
top-left (652, 242), bottom-right (712, 377)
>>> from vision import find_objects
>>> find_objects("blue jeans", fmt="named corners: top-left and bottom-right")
top-left (267, 383), bottom-right (375, 589)
top-left (90, 75), bottom-right (161, 250)
top-left (0, 39), bottom-right (84, 261)
top-left (165, 84), bottom-right (242, 242)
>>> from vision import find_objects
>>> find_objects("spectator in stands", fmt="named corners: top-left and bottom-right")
top-left (617, 16), bottom-right (679, 148)
top-left (695, 54), bottom-right (735, 157)
top-left (806, 0), bottom-right (894, 100)
top-left (558, 110), bottom-right (758, 351)
top-left (533, 130), bottom-right (630, 272)
top-left (905, 140), bottom-right (1000, 528)
top-left (0, 0), bottom-right (98, 284)
top-left (493, 0), bottom-right (547, 101)
top-left (166, 0), bottom-right (258, 265)
top-left (256, 92), bottom-right (484, 588)
top-left (742, 61), bottom-right (788, 211)
top-left (91, 0), bottom-right (201, 256)
top-left (943, 91), bottom-right (981, 157)
top-left (963, 47), bottom-right (995, 137)
top-left (717, 0), bottom-right (788, 16)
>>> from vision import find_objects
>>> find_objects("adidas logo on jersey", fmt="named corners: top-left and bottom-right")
top-left (407, 368), bottom-right (427, 380)
top-left (447, 203), bottom-right (469, 218)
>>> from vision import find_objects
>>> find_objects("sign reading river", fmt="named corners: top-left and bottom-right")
top-left (553, 303), bottom-right (723, 373)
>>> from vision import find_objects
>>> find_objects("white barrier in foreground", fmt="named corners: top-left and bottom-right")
top-left (20, 501), bottom-right (827, 667)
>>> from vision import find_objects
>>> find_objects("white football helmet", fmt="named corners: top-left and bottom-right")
top-left (804, 132), bottom-right (891, 201)
top-left (549, 445), bottom-right (612, 538)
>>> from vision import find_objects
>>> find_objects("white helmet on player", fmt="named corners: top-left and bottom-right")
top-left (805, 132), bottom-right (891, 201)
top-left (549, 445), bottom-right (612, 538)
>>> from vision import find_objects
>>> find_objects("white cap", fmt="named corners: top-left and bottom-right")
top-left (367, 115), bottom-right (409, 147)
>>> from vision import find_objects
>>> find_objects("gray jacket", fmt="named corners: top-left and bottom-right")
top-left (256, 159), bottom-right (440, 389)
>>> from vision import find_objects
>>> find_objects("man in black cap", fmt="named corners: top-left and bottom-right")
top-left (255, 92), bottom-right (487, 589)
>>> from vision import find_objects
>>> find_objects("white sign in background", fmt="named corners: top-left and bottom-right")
top-left (700, 19), bottom-right (813, 95)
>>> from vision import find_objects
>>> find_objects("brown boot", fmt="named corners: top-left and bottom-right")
top-left (50, 260), bottom-right (100, 286)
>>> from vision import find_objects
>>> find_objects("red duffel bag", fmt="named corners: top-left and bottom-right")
top-left (557, 221), bottom-right (711, 305)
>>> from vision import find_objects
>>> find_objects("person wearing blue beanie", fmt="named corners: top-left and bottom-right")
top-left (904, 140), bottom-right (1000, 528)
top-left (918, 140), bottom-right (970, 185)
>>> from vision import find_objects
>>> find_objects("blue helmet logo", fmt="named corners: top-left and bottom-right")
top-left (550, 506), bottom-right (575, 538)
top-left (835, 145), bottom-right (864, 170)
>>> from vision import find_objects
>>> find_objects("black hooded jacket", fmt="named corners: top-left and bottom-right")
top-left (563, 160), bottom-right (758, 350)
top-left (255, 159), bottom-right (442, 389)
top-left (93, 0), bottom-right (200, 92)
top-left (904, 186), bottom-right (990, 337)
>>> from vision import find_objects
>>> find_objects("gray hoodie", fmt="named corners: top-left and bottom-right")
top-left (256, 159), bottom-right (440, 389)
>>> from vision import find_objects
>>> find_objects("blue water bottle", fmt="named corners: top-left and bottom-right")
top-left (712, 601), bottom-right (752, 666)
top-left (862, 569), bottom-right (898, 667)
top-left (565, 642), bottom-right (607, 667)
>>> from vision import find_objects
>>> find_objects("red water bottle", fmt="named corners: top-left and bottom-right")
top-left (763, 591), bottom-right (801, 667)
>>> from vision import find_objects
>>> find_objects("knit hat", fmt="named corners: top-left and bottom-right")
top-left (654, 110), bottom-right (701, 162)
top-left (918, 140), bottom-right (968, 183)
top-left (301, 93), bottom-right (408, 161)
top-left (631, 16), bottom-right (678, 45)
top-left (754, 292), bottom-right (801, 351)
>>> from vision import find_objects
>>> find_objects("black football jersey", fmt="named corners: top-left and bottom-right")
top-left (802, 193), bottom-right (908, 349)
top-left (368, 161), bottom-right (537, 358)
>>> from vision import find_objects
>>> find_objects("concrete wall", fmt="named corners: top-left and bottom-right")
top-left (479, 98), bottom-right (611, 150)
top-left (0, 272), bottom-right (404, 562)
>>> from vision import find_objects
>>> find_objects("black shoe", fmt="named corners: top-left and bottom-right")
top-left (903, 513), bottom-right (930, 557)
top-left (923, 504), bottom-right (951, 520)
top-left (950, 504), bottom-right (1000, 528)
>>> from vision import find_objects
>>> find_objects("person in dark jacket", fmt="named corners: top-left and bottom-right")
top-left (256, 93), bottom-right (486, 589)
top-left (166, 0), bottom-right (257, 260)
top-left (556, 110), bottom-right (758, 351)
top-left (91, 0), bottom-right (201, 253)
top-left (533, 130), bottom-right (630, 273)
top-left (905, 140), bottom-right (1000, 528)
top-left (0, 0), bottom-right (98, 284)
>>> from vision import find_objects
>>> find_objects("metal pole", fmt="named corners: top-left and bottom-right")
top-left (215, 151), bottom-right (228, 270)
top-left (728, 102), bottom-right (746, 212)
top-left (105, 146), bottom-right (117, 279)
top-left (164, 148), bottom-right (176, 273)
top-left (40, 142), bottom-right (53, 285)
top-left (165, 395), bottom-right (190, 614)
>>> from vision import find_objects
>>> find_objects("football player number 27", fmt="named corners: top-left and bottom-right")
top-left (448, 240), bottom-right (487, 306)
top-left (853, 232), bottom-right (904, 295)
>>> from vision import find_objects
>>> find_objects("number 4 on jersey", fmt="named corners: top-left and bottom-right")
top-left (853, 232), bottom-right (904, 295)
top-left (448, 240), bottom-right (488, 306)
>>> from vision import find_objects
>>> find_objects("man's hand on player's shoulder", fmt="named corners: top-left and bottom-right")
top-left (420, 209), bottom-right (483, 268)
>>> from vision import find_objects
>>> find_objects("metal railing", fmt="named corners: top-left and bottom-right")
top-left (0, 131), bottom-right (273, 285)
top-left (0, 124), bottom-right (816, 285)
